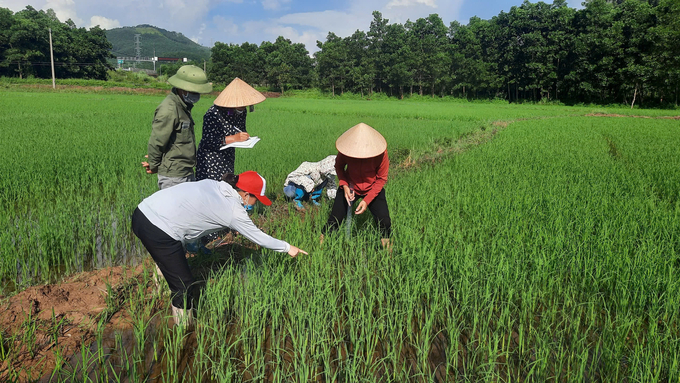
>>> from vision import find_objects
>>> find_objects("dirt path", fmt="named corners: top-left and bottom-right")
top-left (5, 83), bottom-right (281, 98)
top-left (586, 112), bottom-right (680, 119)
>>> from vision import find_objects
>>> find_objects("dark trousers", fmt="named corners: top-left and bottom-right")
top-left (323, 188), bottom-right (392, 238)
top-left (131, 208), bottom-right (195, 309)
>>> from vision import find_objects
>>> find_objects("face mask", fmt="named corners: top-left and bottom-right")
top-left (242, 193), bottom-right (254, 211)
top-left (183, 92), bottom-right (200, 105)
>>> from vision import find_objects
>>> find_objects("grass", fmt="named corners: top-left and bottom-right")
top-left (1, 90), bottom-right (679, 381)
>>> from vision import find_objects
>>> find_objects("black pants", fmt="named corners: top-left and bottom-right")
top-left (323, 188), bottom-right (392, 238)
top-left (131, 208), bottom-right (195, 309)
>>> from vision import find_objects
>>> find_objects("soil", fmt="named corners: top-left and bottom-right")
top-left (0, 265), bottom-right (146, 381)
top-left (260, 92), bottom-right (281, 98)
top-left (7, 83), bottom-right (282, 99)
top-left (0, 229), bottom-right (271, 382)
top-left (586, 112), bottom-right (680, 120)
top-left (8, 84), bottom-right (170, 95)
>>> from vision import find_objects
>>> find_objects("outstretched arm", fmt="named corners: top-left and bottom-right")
top-left (229, 206), bottom-right (307, 257)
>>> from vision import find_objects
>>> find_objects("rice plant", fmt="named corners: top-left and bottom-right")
top-left (1, 89), bottom-right (679, 381)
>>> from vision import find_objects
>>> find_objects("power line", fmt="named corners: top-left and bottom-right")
top-left (8, 61), bottom-right (111, 66)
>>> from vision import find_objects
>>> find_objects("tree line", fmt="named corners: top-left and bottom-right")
top-left (0, 6), bottom-right (113, 80)
top-left (210, 0), bottom-right (680, 106)
top-left (1, 1), bottom-right (678, 106)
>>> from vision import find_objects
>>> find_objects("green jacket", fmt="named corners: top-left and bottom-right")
top-left (147, 90), bottom-right (196, 178)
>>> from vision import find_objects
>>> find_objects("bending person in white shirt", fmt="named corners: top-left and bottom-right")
top-left (132, 170), bottom-right (307, 325)
top-left (283, 155), bottom-right (338, 210)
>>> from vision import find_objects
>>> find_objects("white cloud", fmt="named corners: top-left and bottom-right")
top-left (386, 0), bottom-right (437, 8)
top-left (0, 0), bottom-right (467, 53)
top-left (278, 9), bottom-right (371, 41)
top-left (213, 15), bottom-right (239, 36)
top-left (89, 15), bottom-right (120, 29)
top-left (263, 0), bottom-right (466, 53)
top-left (279, 10), bottom-right (356, 31)
top-left (45, 0), bottom-right (83, 25)
top-left (190, 22), bottom-right (206, 44)
top-left (262, 0), bottom-right (291, 11)
top-left (160, 0), bottom-right (210, 23)
top-left (266, 24), bottom-right (320, 49)
top-left (0, 0), bottom-right (34, 12)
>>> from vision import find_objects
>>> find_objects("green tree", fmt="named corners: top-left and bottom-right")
top-left (66, 26), bottom-right (113, 80)
top-left (564, 0), bottom-right (619, 103)
top-left (547, 0), bottom-right (575, 101)
top-left (612, 0), bottom-right (655, 107)
top-left (450, 17), bottom-right (501, 99)
top-left (383, 23), bottom-right (411, 98)
top-left (0, 8), bottom-right (15, 77)
top-left (209, 42), bottom-right (265, 85)
top-left (367, 11), bottom-right (389, 93)
top-left (344, 30), bottom-right (374, 96)
top-left (652, 0), bottom-right (680, 105)
top-left (4, 6), bottom-right (50, 78)
top-left (405, 14), bottom-right (450, 96)
top-left (315, 32), bottom-right (348, 96)
top-left (265, 36), bottom-right (311, 92)
top-left (0, 6), bottom-right (112, 80)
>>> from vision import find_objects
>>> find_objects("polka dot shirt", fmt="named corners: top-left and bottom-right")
top-left (196, 105), bottom-right (247, 181)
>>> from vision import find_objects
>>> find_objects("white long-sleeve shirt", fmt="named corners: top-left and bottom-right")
top-left (283, 155), bottom-right (337, 199)
top-left (137, 179), bottom-right (290, 253)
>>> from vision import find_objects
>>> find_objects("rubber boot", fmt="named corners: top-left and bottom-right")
top-left (153, 264), bottom-right (164, 295)
top-left (294, 188), bottom-right (306, 210)
top-left (172, 305), bottom-right (193, 328)
top-left (311, 188), bottom-right (323, 206)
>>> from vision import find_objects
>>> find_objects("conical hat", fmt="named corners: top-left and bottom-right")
top-left (214, 78), bottom-right (266, 108)
top-left (335, 123), bottom-right (387, 159)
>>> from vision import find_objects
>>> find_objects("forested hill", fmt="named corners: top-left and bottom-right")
top-left (106, 25), bottom-right (211, 61)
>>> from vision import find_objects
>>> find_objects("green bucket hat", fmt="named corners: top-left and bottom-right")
top-left (168, 65), bottom-right (213, 94)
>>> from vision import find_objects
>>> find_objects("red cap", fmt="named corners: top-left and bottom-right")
top-left (236, 171), bottom-right (272, 206)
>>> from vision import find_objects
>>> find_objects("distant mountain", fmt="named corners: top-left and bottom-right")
top-left (106, 25), bottom-right (211, 62)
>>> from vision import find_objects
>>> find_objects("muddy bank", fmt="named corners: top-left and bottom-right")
top-left (0, 265), bottom-right (148, 381)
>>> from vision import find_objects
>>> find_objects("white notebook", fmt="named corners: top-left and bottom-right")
top-left (220, 136), bottom-right (260, 150)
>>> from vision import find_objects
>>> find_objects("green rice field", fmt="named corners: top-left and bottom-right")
top-left (1, 90), bottom-right (679, 381)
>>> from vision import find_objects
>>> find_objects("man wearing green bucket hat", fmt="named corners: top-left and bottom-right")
top-left (142, 65), bottom-right (213, 190)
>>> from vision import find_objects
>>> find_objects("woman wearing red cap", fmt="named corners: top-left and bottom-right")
top-left (131, 170), bottom-right (307, 325)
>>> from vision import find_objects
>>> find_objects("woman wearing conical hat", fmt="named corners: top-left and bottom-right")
top-left (196, 78), bottom-right (266, 181)
top-left (322, 123), bottom-right (392, 249)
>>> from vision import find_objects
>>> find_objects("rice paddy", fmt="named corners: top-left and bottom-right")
top-left (1, 90), bottom-right (679, 381)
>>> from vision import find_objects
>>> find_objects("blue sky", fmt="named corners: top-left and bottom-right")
top-left (0, 0), bottom-right (583, 54)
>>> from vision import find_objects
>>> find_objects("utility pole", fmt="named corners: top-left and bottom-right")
top-left (49, 28), bottom-right (55, 89)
